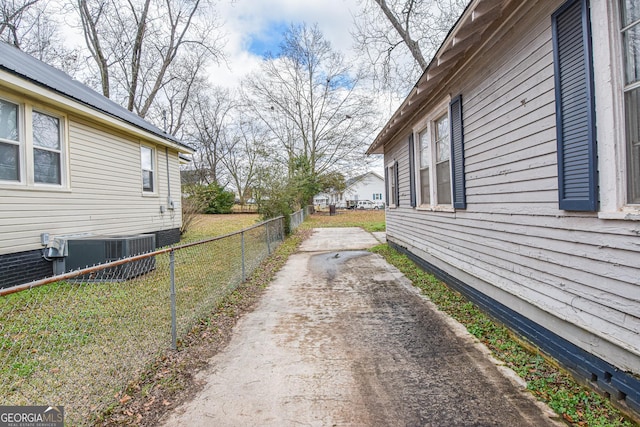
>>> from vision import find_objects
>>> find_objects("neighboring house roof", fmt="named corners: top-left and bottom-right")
top-left (346, 171), bottom-right (384, 188)
top-left (179, 153), bottom-right (193, 164)
top-left (367, 0), bottom-right (516, 154)
top-left (0, 42), bottom-right (193, 153)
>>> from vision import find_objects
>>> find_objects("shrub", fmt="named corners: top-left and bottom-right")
top-left (190, 183), bottom-right (236, 214)
top-left (180, 196), bottom-right (203, 235)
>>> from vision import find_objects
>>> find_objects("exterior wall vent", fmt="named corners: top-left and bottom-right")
top-left (53, 234), bottom-right (156, 281)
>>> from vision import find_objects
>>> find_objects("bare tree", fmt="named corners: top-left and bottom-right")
top-left (77, 0), bottom-right (113, 97)
top-left (353, 0), bottom-right (466, 95)
top-left (1, 0), bottom-right (80, 74)
top-left (243, 23), bottom-right (377, 180)
top-left (148, 52), bottom-right (210, 138)
top-left (220, 118), bottom-right (268, 205)
top-left (75, 0), bottom-right (224, 121)
top-left (185, 86), bottom-right (236, 186)
top-left (1, 0), bottom-right (41, 48)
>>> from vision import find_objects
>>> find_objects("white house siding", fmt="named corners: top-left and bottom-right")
top-left (0, 116), bottom-right (182, 255)
top-left (385, 0), bottom-right (640, 378)
top-left (344, 173), bottom-right (385, 202)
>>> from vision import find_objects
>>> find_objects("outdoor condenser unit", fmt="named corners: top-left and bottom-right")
top-left (53, 234), bottom-right (156, 281)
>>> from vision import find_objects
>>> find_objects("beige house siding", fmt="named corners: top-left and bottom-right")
top-left (0, 114), bottom-right (183, 255)
top-left (384, 0), bottom-right (640, 376)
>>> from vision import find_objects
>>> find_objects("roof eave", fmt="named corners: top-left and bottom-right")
top-left (367, 0), bottom-right (514, 155)
top-left (0, 69), bottom-right (194, 154)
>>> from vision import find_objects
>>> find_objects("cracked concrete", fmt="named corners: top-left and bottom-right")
top-left (160, 227), bottom-right (561, 426)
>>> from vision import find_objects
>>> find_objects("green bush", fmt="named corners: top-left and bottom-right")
top-left (255, 178), bottom-right (294, 234)
top-left (190, 183), bottom-right (235, 214)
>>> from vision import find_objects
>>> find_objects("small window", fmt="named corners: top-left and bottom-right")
top-left (419, 128), bottom-right (431, 205)
top-left (435, 114), bottom-right (451, 205)
top-left (32, 111), bottom-right (62, 185)
top-left (141, 145), bottom-right (154, 192)
top-left (386, 162), bottom-right (397, 206)
top-left (0, 98), bottom-right (20, 181)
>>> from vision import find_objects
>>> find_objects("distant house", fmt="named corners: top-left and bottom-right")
top-left (368, 0), bottom-right (640, 416)
top-left (0, 43), bottom-right (194, 289)
top-left (315, 171), bottom-right (385, 208)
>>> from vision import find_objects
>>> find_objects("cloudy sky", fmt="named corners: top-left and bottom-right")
top-left (209, 0), bottom-right (362, 90)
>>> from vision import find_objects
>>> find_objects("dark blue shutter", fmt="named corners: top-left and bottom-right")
top-left (449, 95), bottom-right (466, 209)
top-left (552, 0), bottom-right (598, 211)
top-left (384, 167), bottom-right (389, 206)
top-left (394, 160), bottom-right (400, 206)
top-left (408, 134), bottom-right (416, 207)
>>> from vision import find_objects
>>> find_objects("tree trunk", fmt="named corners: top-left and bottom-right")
top-left (78, 0), bottom-right (110, 97)
top-left (127, 0), bottom-right (151, 112)
top-left (373, 0), bottom-right (428, 70)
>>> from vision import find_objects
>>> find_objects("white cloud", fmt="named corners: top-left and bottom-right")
top-left (211, 0), bottom-right (362, 90)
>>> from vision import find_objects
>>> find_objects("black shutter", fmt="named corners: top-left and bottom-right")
top-left (384, 166), bottom-right (389, 206)
top-left (552, 0), bottom-right (598, 211)
top-left (450, 95), bottom-right (466, 209)
top-left (394, 160), bottom-right (400, 207)
top-left (408, 134), bottom-right (416, 207)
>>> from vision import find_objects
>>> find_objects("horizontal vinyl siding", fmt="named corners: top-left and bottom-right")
top-left (463, 11), bottom-right (559, 212)
top-left (391, 211), bottom-right (639, 333)
top-left (0, 118), bottom-right (182, 255)
top-left (386, 0), bottom-right (640, 373)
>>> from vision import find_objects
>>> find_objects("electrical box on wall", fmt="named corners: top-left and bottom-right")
top-left (45, 237), bottom-right (68, 258)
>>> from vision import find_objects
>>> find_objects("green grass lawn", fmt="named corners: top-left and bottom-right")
top-left (0, 213), bottom-right (276, 426)
top-left (181, 213), bottom-right (261, 242)
top-left (302, 209), bottom-right (385, 232)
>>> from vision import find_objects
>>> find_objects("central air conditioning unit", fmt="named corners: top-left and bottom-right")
top-left (53, 234), bottom-right (156, 281)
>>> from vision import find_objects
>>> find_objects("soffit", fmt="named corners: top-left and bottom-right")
top-left (367, 0), bottom-right (519, 155)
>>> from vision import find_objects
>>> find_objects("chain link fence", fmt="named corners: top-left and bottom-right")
top-left (0, 214), bottom-right (297, 425)
top-left (289, 206), bottom-right (310, 231)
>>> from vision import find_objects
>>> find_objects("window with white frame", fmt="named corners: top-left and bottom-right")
top-left (386, 162), bottom-right (397, 206)
top-left (621, 0), bottom-right (640, 204)
top-left (419, 128), bottom-right (431, 205)
top-left (0, 96), bottom-right (66, 187)
top-left (418, 111), bottom-right (452, 207)
top-left (32, 110), bottom-right (62, 185)
top-left (0, 98), bottom-right (20, 181)
top-left (435, 114), bottom-right (452, 205)
top-left (141, 145), bottom-right (155, 192)
top-left (373, 193), bottom-right (383, 200)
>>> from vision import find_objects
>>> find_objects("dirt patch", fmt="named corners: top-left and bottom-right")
top-left (93, 229), bottom-right (312, 427)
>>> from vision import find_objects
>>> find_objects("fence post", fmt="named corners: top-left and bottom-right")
top-left (266, 221), bottom-right (271, 254)
top-left (241, 230), bottom-right (246, 282)
top-left (170, 250), bottom-right (177, 351)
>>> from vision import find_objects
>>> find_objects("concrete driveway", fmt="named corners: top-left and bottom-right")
top-left (161, 227), bottom-right (560, 426)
